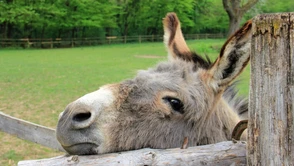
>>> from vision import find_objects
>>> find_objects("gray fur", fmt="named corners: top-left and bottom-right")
top-left (105, 60), bottom-right (246, 153)
top-left (56, 13), bottom-right (251, 155)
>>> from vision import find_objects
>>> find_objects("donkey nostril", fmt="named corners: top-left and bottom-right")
top-left (73, 112), bottom-right (91, 122)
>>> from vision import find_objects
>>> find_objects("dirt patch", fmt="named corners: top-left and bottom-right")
top-left (134, 55), bottom-right (163, 59)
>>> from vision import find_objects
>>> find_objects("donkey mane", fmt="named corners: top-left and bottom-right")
top-left (175, 50), bottom-right (212, 70)
top-left (223, 82), bottom-right (248, 119)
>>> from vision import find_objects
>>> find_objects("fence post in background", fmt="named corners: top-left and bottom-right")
top-left (89, 38), bottom-right (91, 45)
top-left (248, 13), bottom-right (294, 166)
top-left (124, 36), bottom-right (127, 43)
top-left (71, 39), bottom-right (74, 48)
top-left (139, 35), bottom-right (141, 43)
top-left (26, 38), bottom-right (30, 48)
top-left (56, 38), bottom-right (61, 47)
top-left (50, 38), bottom-right (53, 49)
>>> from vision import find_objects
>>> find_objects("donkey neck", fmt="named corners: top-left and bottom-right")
top-left (190, 97), bottom-right (241, 145)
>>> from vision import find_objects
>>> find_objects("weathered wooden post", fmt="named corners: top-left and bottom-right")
top-left (139, 35), bottom-right (141, 43)
top-left (248, 13), bottom-right (294, 165)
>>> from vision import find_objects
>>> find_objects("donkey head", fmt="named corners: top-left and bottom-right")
top-left (56, 13), bottom-right (252, 155)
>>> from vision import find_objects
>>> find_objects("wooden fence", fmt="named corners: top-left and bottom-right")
top-left (247, 13), bottom-right (294, 165)
top-left (0, 111), bottom-right (246, 165)
top-left (0, 13), bottom-right (293, 165)
top-left (0, 33), bottom-right (225, 49)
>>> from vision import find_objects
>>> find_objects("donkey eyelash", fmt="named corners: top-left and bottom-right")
top-left (163, 97), bottom-right (184, 114)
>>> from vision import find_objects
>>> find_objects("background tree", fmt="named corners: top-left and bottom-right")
top-left (0, 0), bottom-right (293, 39)
top-left (222, 0), bottom-right (258, 36)
top-left (116, 0), bottom-right (195, 36)
top-left (194, 0), bottom-right (228, 33)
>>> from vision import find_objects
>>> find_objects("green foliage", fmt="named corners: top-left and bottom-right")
top-left (116, 0), bottom-right (195, 35)
top-left (195, 0), bottom-right (229, 33)
top-left (0, 0), bottom-right (119, 38)
top-left (244, 0), bottom-right (294, 21)
top-left (259, 0), bottom-right (294, 13)
top-left (0, 0), bottom-right (292, 39)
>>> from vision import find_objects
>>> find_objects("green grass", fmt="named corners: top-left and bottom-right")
top-left (0, 39), bottom-right (250, 165)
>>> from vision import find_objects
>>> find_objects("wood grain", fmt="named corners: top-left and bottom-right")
top-left (18, 141), bottom-right (246, 166)
top-left (0, 111), bottom-right (65, 152)
top-left (248, 12), bottom-right (294, 166)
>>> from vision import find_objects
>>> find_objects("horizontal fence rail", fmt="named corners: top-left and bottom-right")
top-left (18, 141), bottom-right (246, 166)
top-left (0, 33), bottom-right (225, 49)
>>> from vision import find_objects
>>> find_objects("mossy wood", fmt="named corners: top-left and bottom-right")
top-left (248, 12), bottom-right (294, 165)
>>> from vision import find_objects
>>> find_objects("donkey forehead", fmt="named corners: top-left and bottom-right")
top-left (69, 61), bottom-right (204, 112)
top-left (122, 61), bottom-right (208, 104)
top-left (134, 61), bottom-right (202, 89)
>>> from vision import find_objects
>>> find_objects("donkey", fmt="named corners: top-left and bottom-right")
top-left (56, 13), bottom-right (252, 155)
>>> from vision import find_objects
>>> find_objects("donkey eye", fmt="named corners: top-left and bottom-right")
top-left (163, 97), bottom-right (184, 114)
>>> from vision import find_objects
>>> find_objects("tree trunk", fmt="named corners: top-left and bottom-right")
top-left (57, 29), bottom-right (62, 38)
top-left (248, 13), bottom-right (294, 166)
top-left (222, 0), bottom-right (258, 37)
top-left (81, 27), bottom-right (86, 38)
top-left (3, 21), bottom-right (13, 39)
top-left (71, 28), bottom-right (75, 38)
top-left (227, 16), bottom-right (242, 37)
top-left (41, 25), bottom-right (46, 40)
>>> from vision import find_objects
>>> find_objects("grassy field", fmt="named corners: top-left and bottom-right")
top-left (0, 39), bottom-right (250, 165)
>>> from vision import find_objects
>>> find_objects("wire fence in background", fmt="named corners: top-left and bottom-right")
top-left (0, 33), bottom-right (226, 49)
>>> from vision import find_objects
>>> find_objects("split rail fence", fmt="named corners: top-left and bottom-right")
top-left (0, 13), bottom-right (293, 165)
top-left (0, 33), bottom-right (225, 49)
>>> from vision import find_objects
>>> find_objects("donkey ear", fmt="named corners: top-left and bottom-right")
top-left (207, 20), bottom-right (252, 91)
top-left (163, 13), bottom-right (192, 61)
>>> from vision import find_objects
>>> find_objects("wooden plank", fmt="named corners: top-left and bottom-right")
top-left (248, 12), bottom-right (294, 165)
top-left (18, 141), bottom-right (246, 166)
top-left (0, 111), bottom-right (65, 152)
